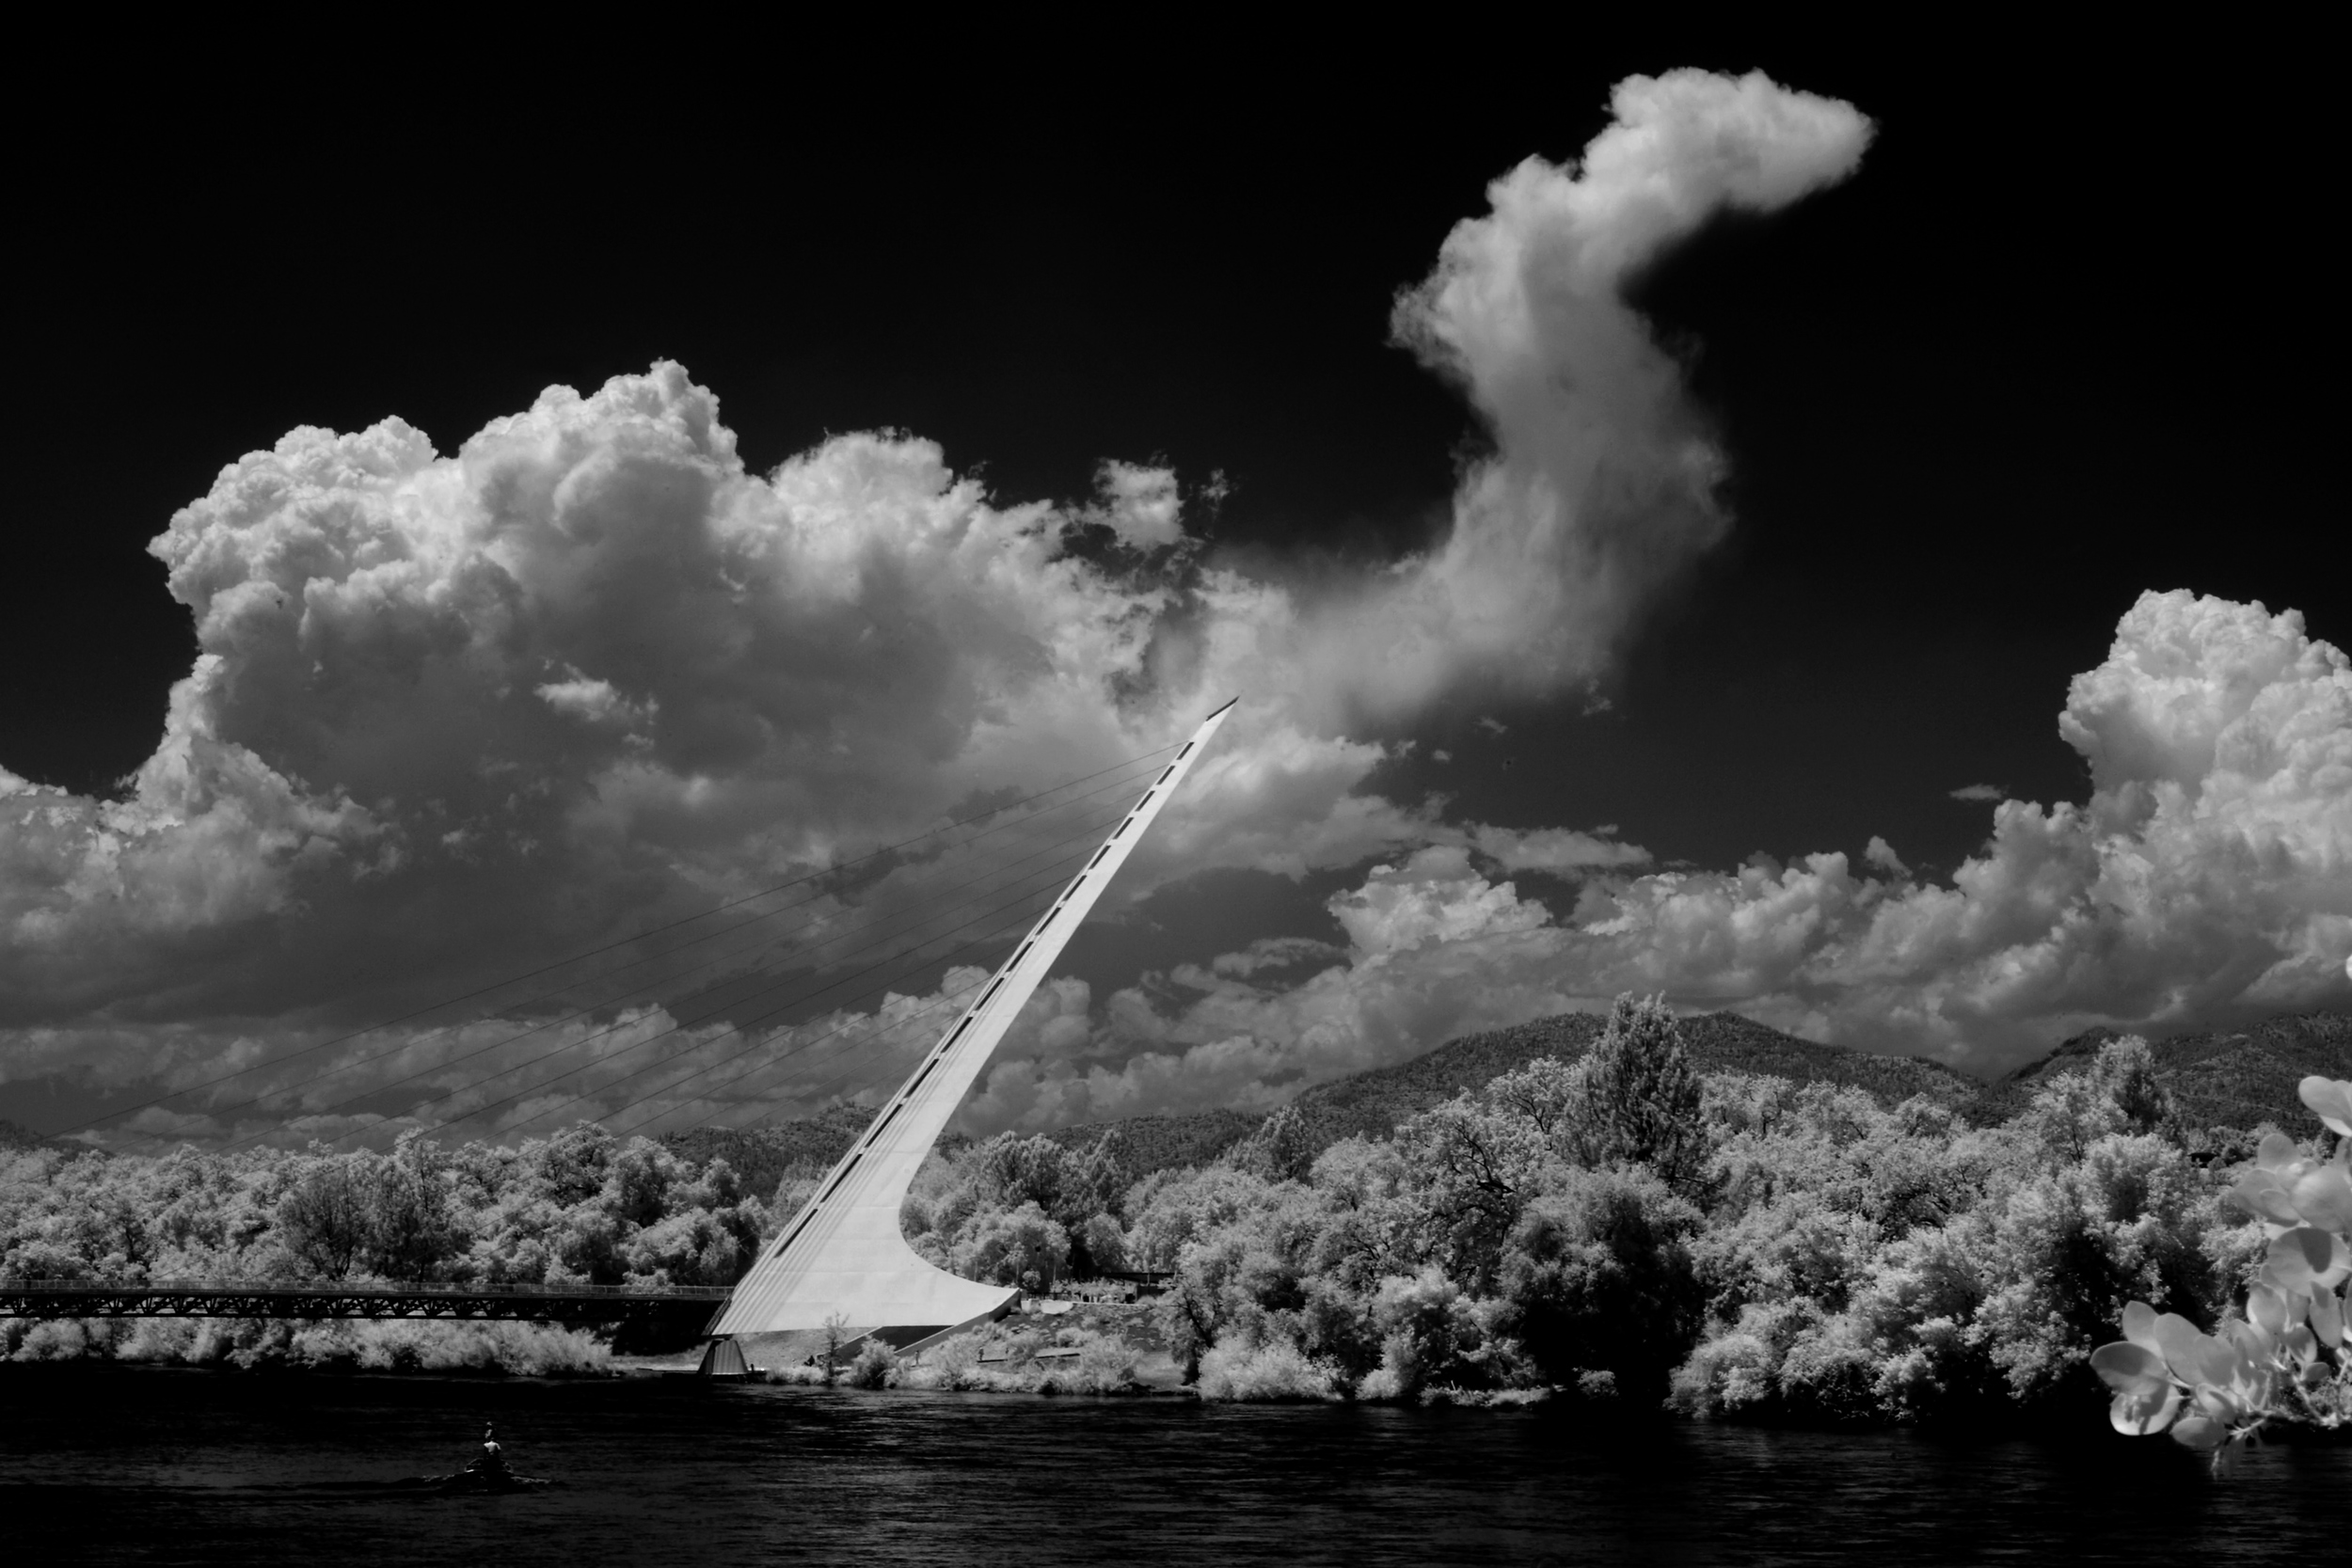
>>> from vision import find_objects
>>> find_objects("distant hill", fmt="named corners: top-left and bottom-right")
top-left (1978, 1010), bottom-right (2352, 1132)
top-left (1674, 1012), bottom-right (1984, 1106)
top-left (1286, 1012), bottom-right (1609, 1146)
top-left (1040, 1109), bottom-right (1262, 1171)
top-left (1278, 1009), bottom-right (1980, 1149)
top-left (1038, 1010), bottom-right (1981, 1180)
top-left (661, 1103), bottom-right (877, 1200)
top-left (0, 1117), bottom-right (67, 1154)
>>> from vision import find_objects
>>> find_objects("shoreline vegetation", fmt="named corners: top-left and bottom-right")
top-left (5, 1001), bottom-right (2347, 1433)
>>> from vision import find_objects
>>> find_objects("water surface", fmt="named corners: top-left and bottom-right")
top-left (5, 1366), bottom-right (2345, 1564)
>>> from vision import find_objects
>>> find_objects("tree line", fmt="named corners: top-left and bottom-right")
top-left (6, 994), bottom-right (2345, 1433)
top-left (1, 1123), bottom-right (767, 1292)
top-left (903, 995), bottom-right (2346, 1424)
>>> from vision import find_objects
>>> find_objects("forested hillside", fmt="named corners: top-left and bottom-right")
top-left (660, 1104), bottom-right (885, 1201)
top-left (1027, 1010), bottom-right (1982, 1174)
top-left (1279, 1009), bottom-right (1982, 1148)
top-left (1979, 1011), bottom-right (2352, 1132)
top-left (0, 1120), bottom-right (62, 1154)
top-left (1038, 1111), bottom-right (1262, 1174)
top-left (868, 996), bottom-right (2352, 1419)
top-left (676, 1007), bottom-right (2352, 1192)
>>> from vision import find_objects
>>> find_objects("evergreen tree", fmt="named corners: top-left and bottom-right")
top-left (2089, 1036), bottom-right (2178, 1139)
top-left (1564, 994), bottom-right (1709, 1195)
top-left (1235, 1105), bottom-right (1317, 1183)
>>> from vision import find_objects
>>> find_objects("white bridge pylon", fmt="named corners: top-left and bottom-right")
top-left (709, 700), bottom-right (1237, 1343)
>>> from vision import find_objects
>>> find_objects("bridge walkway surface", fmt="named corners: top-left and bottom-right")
top-left (0, 1277), bottom-right (731, 1329)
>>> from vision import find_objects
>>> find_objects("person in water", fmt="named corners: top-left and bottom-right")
top-left (469, 1423), bottom-right (509, 1477)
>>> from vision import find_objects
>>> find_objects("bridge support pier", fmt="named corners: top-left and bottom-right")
top-left (696, 1336), bottom-right (754, 1379)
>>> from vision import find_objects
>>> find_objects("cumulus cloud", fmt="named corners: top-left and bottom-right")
top-left (30, 575), bottom-right (2340, 1144)
top-left (1371, 69), bottom-right (1874, 711)
top-left (963, 853), bottom-right (1581, 1130)
top-left (1329, 847), bottom-right (1553, 955)
top-left (5, 379), bottom-right (1182, 1037)
top-left (536, 672), bottom-right (657, 731)
top-left (103, 963), bottom-right (1096, 1151)
top-left (1471, 824), bottom-right (1650, 875)
top-left (969, 590), bottom-right (2349, 1121)
top-left (1604, 592), bottom-right (2352, 1063)
top-left (2, 70), bottom-right (1882, 1139)
top-left (1863, 836), bottom-right (1910, 878)
top-left (15, 75), bottom-right (2336, 1150)
top-left (1084, 461), bottom-right (1189, 550)
top-left (1124, 69), bottom-right (1873, 735)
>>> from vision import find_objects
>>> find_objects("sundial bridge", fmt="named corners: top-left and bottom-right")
top-left (0, 702), bottom-right (1239, 1369)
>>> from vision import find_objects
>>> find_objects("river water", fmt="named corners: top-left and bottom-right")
top-left (5, 1366), bottom-right (2346, 1565)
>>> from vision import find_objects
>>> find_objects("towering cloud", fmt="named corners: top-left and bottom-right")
top-left (1130, 69), bottom-right (1876, 731)
top-left (15, 71), bottom-right (2156, 1148)
top-left (3, 70), bottom-right (1868, 1042)
top-left (18, 77), bottom-right (2338, 1148)
top-left (1368, 69), bottom-right (1874, 713)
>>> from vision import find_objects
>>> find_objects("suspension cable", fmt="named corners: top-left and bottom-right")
top-left (146, 767), bottom-right (1155, 1151)
top-left (248, 809), bottom-right (1120, 1150)
top-left (373, 843), bottom-right (1100, 1148)
top-left (512, 877), bottom-right (1065, 1148)
top-left (64, 740), bottom-right (1179, 1143)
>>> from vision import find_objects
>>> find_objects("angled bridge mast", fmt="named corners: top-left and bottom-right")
top-left (709, 700), bottom-right (1236, 1344)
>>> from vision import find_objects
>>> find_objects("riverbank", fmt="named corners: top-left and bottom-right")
top-left (1, 1314), bottom-right (614, 1375)
top-left (656, 1299), bottom-right (1562, 1404)
top-left (0, 1299), bottom-right (1524, 1404)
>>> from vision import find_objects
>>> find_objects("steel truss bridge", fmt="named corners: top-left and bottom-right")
top-left (0, 1276), bottom-right (730, 1334)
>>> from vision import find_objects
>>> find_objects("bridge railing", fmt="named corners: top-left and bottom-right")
top-left (0, 1276), bottom-right (732, 1300)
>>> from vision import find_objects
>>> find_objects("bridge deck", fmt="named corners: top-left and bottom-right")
top-left (0, 1277), bottom-right (732, 1325)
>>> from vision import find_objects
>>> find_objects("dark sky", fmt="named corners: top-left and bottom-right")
top-left (7, 32), bottom-right (2337, 906)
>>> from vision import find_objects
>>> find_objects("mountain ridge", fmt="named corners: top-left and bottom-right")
top-left (1037, 1009), bottom-right (1983, 1173)
top-left (1979, 1009), bottom-right (2352, 1132)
